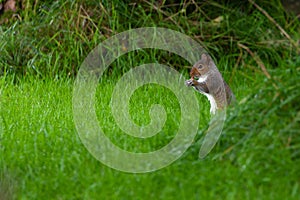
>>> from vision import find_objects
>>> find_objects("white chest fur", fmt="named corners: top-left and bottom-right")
top-left (196, 74), bottom-right (208, 83)
top-left (203, 93), bottom-right (218, 114)
top-left (194, 74), bottom-right (218, 114)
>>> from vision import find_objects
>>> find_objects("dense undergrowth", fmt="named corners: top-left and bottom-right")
top-left (0, 0), bottom-right (299, 78)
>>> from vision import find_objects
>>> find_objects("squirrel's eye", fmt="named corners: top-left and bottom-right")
top-left (198, 64), bottom-right (203, 69)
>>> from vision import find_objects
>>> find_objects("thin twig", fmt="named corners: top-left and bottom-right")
top-left (142, 0), bottom-right (182, 30)
top-left (238, 43), bottom-right (270, 78)
top-left (238, 43), bottom-right (279, 89)
top-left (191, 0), bottom-right (211, 20)
top-left (99, 2), bottom-right (109, 16)
top-left (80, 5), bottom-right (99, 33)
top-left (229, 49), bottom-right (243, 83)
top-left (248, 0), bottom-right (300, 52)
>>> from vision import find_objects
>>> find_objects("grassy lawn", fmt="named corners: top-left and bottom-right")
top-left (0, 0), bottom-right (300, 199)
top-left (1, 70), bottom-right (299, 199)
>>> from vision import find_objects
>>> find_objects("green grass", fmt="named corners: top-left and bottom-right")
top-left (0, 68), bottom-right (299, 199)
top-left (0, 0), bottom-right (300, 199)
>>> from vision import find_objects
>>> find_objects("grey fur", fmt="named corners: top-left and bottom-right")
top-left (185, 53), bottom-right (235, 112)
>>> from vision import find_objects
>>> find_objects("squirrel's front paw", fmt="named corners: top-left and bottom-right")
top-left (185, 79), bottom-right (193, 87)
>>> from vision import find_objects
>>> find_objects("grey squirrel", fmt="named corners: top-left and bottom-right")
top-left (185, 53), bottom-right (235, 114)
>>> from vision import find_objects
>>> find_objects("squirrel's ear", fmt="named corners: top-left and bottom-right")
top-left (201, 53), bottom-right (211, 65)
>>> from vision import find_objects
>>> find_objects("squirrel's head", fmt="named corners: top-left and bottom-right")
top-left (190, 53), bottom-right (212, 80)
